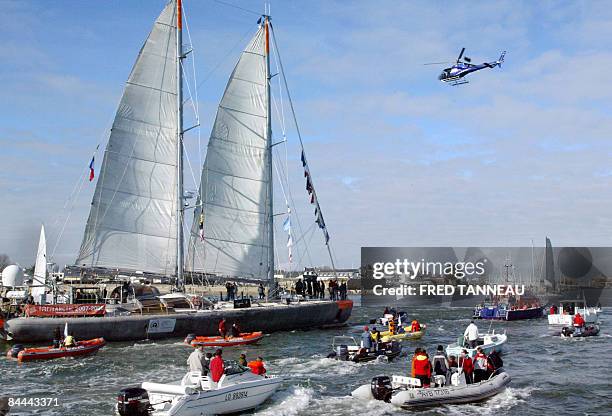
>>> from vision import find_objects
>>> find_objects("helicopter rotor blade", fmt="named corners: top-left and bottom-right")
top-left (463, 56), bottom-right (471, 63)
top-left (457, 47), bottom-right (465, 63)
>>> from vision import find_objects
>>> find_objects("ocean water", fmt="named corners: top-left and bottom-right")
top-left (1, 306), bottom-right (610, 415)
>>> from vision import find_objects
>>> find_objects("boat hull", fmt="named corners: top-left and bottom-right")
top-left (7, 338), bottom-right (106, 362)
top-left (474, 306), bottom-right (544, 321)
top-left (3, 300), bottom-right (352, 343)
top-left (187, 332), bottom-right (264, 347)
top-left (380, 325), bottom-right (427, 341)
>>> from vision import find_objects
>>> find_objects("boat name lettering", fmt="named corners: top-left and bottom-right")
top-left (416, 388), bottom-right (451, 398)
top-left (224, 391), bottom-right (248, 401)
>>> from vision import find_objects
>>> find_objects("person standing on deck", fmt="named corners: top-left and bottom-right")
top-left (464, 320), bottom-right (479, 349)
top-left (209, 349), bottom-right (225, 389)
top-left (187, 345), bottom-right (205, 372)
top-left (459, 349), bottom-right (474, 384)
top-left (473, 347), bottom-right (488, 383)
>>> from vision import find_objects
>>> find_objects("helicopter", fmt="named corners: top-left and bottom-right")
top-left (426, 48), bottom-right (506, 85)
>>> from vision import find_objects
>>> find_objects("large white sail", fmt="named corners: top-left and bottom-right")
top-left (32, 224), bottom-right (46, 300)
top-left (76, 1), bottom-right (178, 274)
top-left (187, 26), bottom-right (270, 279)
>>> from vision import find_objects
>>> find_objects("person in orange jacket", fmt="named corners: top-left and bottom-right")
top-left (411, 320), bottom-right (421, 332)
top-left (388, 317), bottom-right (397, 335)
top-left (248, 357), bottom-right (267, 376)
top-left (411, 348), bottom-right (431, 387)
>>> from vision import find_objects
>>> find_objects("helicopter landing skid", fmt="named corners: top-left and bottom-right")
top-left (451, 79), bottom-right (469, 86)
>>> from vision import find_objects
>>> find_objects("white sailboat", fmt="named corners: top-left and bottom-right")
top-left (4, 0), bottom-right (352, 346)
top-left (31, 225), bottom-right (47, 304)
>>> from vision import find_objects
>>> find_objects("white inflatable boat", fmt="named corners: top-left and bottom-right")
top-left (351, 369), bottom-right (511, 408)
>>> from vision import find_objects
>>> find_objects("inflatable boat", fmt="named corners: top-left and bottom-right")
top-left (379, 324), bottom-right (427, 341)
top-left (560, 324), bottom-right (600, 338)
top-left (184, 332), bottom-right (264, 347)
top-left (351, 369), bottom-right (511, 408)
top-left (327, 335), bottom-right (402, 363)
top-left (6, 338), bottom-right (106, 362)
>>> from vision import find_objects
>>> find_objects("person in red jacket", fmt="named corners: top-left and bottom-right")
top-left (411, 348), bottom-right (431, 387)
top-left (411, 320), bottom-right (421, 332)
top-left (573, 313), bottom-right (585, 328)
top-left (248, 357), bottom-right (267, 376)
top-left (459, 349), bottom-right (474, 384)
top-left (209, 349), bottom-right (225, 388)
top-left (218, 318), bottom-right (227, 338)
top-left (473, 347), bottom-right (488, 383)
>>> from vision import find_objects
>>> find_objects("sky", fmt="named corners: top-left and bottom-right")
top-left (1, 0), bottom-right (612, 272)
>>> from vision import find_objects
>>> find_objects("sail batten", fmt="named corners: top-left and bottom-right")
top-left (187, 26), bottom-right (270, 279)
top-left (76, 1), bottom-right (178, 275)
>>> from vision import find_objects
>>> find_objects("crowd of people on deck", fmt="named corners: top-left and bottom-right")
top-left (410, 345), bottom-right (503, 388)
top-left (187, 346), bottom-right (269, 389)
top-left (293, 278), bottom-right (347, 300)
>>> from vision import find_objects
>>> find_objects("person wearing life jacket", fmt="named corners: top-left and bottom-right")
top-left (388, 317), bottom-right (396, 335)
top-left (218, 318), bottom-right (227, 338)
top-left (248, 357), bottom-right (267, 376)
top-left (473, 347), bottom-right (488, 383)
top-left (411, 319), bottom-right (421, 333)
top-left (550, 305), bottom-right (557, 315)
top-left (64, 331), bottom-right (76, 348)
top-left (238, 353), bottom-right (247, 367)
top-left (370, 327), bottom-right (381, 351)
top-left (209, 349), bottom-right (225, 389)
top-left (459, 349), bottom-right (474, 384)
top-left (411, 348), bottom-right (431, 388)
top-left (573, 313), bottom-right (585, 328)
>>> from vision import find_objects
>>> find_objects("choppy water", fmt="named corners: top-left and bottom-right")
top-left (1, 305), bottom-right (610, 415)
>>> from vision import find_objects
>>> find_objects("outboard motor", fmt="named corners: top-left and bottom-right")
top-left (184, 333), bottom-right (196, 344)
top-left (9, 344), bottom-right (24, 358)
top-left (336, 344), bottom-right (349, 361)
top-left (561, 327), bottom-right (572, 337)
top-left (117, 387), bottom-right (150, 416)
top-left (371, 376), bottom-right (393, 402)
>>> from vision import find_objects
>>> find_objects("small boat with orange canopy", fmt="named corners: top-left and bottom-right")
top-left (6, 338), bottom-right (106, 362)
top-left (184, 332), bottom-right (264, 347)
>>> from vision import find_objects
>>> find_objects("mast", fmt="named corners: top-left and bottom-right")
top-left (264, 14), bottom-right (274, 285)
top-left (176, 0), bottom-right (185, 288)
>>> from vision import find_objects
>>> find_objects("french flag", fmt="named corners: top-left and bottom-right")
top-left (88, 156), bottom-right (95, 181)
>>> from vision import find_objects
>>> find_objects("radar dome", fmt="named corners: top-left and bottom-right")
top-left (2, 264), bottom-right (24, 287)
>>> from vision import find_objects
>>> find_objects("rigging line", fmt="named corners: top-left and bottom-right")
top-left (50, 165), bottom-right (88, 262)
top-left (212, 0), bottom-right (261, 17)
top-left (182, 6), bottom-right (203, 174)
top-left (188, 26), bottom-right (254, 100)
top-left (272, 143), bottom-right (313, 267)
top-left (270, 23), bottom-right (334, 269)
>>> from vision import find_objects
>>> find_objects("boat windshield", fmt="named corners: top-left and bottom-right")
top-left (332, 336), bottom-right (358, 347)
top-left (223, 360), bottom-right (249, 375)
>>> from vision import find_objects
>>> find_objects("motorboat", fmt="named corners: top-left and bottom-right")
top-left (474, 303), bottom-right (543, 321)
top-left (327, 335), bottom-right (402, 363)
top-left (370, 311), bottom-right (408, 326)
top-left (548, 299), bottom-right (599, 326)
top-left (379, 324), bottom-right (427, 341)
top-left (6, 338), bottom-right (106, 362)
top-left (117, 362), bottom-right (281, 416)
top-left (560, 324), bottom-right (600, 338)
top-left (351, 369), bottom-right (511, 408)
top-left (184, 332), bottom-right (264, 347)
top-left (446, 331), bottom-right (506, 358)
